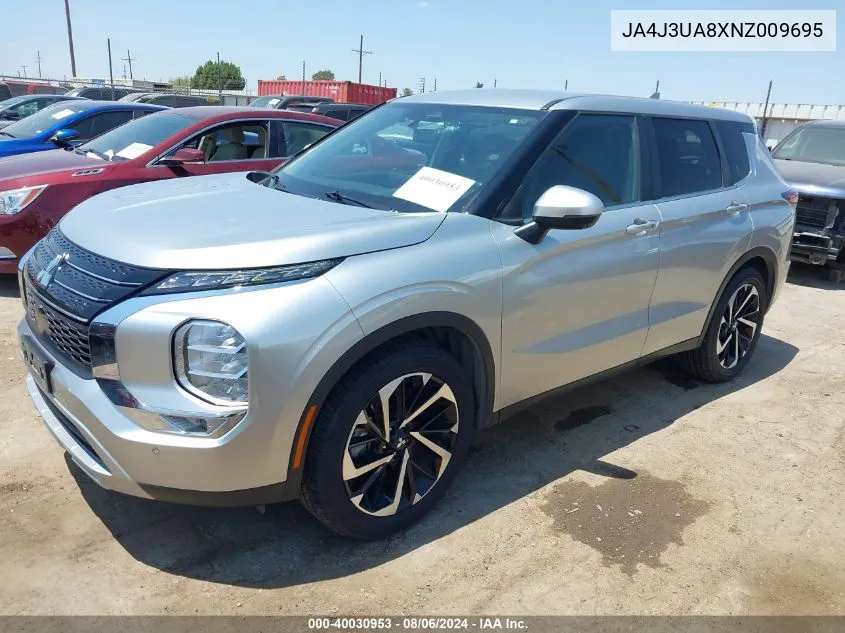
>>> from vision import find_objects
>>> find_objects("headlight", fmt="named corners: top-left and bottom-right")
top-left (0, 185), bottom-right (48, 215)
top-left (143, 259), bottom-right (343, 295)
top-left (173, 320), bottom-right (248, 405)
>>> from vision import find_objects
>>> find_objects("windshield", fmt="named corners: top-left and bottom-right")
top-left (77, 111), bottom-right (196, 161)
top-left (0, 96), bottom-right (30, 111)
top-left (274, 102), bottom-right (545, 213)
top-left (250, 96), bottom-right (281, 108)
top-left (1, 100), bottom-right (89, 138)
top-left (772, 126), bottom-right (845, 166)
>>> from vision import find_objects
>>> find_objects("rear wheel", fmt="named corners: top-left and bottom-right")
top-left (300, 340), bottom-right (475, 539)
top-left (680, 267), bottom-right (767, 383)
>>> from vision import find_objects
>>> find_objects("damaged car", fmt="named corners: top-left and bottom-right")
top-left (772, 120), bottom-right (845, 280)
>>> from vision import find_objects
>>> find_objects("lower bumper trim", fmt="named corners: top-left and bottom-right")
top-left (139, 481), bottom-right (294, 507)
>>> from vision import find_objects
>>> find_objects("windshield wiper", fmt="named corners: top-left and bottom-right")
top-left (73, 146), bottom-right (109, 161)
top-left (324, 190), bottom-right (372, 208)
top-left (0, 130), bottom-right (15, 138)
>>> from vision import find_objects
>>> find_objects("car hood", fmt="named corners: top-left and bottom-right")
top-left (0, 120), bottom-right (12, 130)
top-left (0, 148), bottom-right (106, 182)
top-left (0, 137), bottom-right (46, 158)
top-left (774, 159), bottom-right (845, 198)
top-left (60, 172), bottom-right (447, 270)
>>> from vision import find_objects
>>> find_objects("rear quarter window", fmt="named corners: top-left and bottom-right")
top-left (716, 120), bottom-right (754, 186)
top-left (652, 118), bottom-right (722, 197)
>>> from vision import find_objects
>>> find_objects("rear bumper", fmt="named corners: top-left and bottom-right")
top-left (790, 231), bottom-right (844, 266)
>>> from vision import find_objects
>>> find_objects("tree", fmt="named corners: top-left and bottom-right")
top-left (169, 75), bottom-right (192, 88)
top-left (312, 69), bottom-right (335, 81)
top-left (276, 74), bottom-right (287, 80)
top-left (401, 87), bottom-right (413, 97)
top-left (191, 59), bottom-right (246, 91)
top-left (474, 82), bottom-right (484, 88)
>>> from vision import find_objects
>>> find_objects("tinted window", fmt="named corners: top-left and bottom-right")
top-left (502, 114), bottom-right (639, 221)
top-left (73, 110), bottom-right (134, 140)
top-left (653, 118), bottom-right (721, 197)
top-left (716, 120), bottom-right (753, 185)
top-left (274, 120), bottom-right (333, 157)
top-left (322, 108), bottom-right (349, 121)
top-left (79, 111), bottom-right (196, 161)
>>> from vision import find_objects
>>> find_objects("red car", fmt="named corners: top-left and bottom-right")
top-left (0, 106), bottom-right (340, 273)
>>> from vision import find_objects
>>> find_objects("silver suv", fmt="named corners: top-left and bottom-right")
top-left (18, 90), bottom-right (795, 539)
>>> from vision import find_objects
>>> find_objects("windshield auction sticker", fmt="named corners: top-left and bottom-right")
top-left (51, 108), bottom-right (75, 120)
top-left (115, 142), bottom-right (153, 160)
top-left (393, 167), bottom-right (476, 212)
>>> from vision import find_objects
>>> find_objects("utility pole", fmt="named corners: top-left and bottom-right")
top-left (21, 65), bottom-right (28, 77)
top-left (433, 78), bottom-right (437, 92)
top-left (122, 49), bottom-right (135, 80)
top-left (64, 0), bottom-right (77, 77)
top-left (760, 80), bottom-right (773, 139)
top-left (107, 38), bottom-right (115, 100)
top-left (216, 51), bottom-right (222, 100)
top-left (302, 60), bottom-right (306, 83)
top-left (565, 79), bottom-right (568, 90)
top-left (352, 34), bottom-right (373, 84)
top-left (378, 71), bottom-right (382, 88)
top-left (36, 51), bottom-right (43, 78)
top-left (418, 77), bottom-right (426, 93)
top-left (494, 79), bottom-right (497, 88)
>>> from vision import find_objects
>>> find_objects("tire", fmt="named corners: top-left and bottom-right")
top-left (680, 266), bottom-right (767, 383)
top-left (300, 339), bottom-right (475, 539)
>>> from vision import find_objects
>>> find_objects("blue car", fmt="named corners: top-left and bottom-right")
top-left (0, 100), bottom-right (165, 158)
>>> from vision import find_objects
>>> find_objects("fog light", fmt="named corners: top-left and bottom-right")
top-left (160, 413), bottom-right (244, 436)
top-left (0, 247), bottom-right (16, 260)
top-left (173, 320), bottom-right (248, 405)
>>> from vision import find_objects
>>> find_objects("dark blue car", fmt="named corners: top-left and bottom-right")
top-left (0, 100), bottom-right (165, 158)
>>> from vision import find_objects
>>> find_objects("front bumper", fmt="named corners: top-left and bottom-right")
top-left (20, 320), bottom-right (294, 505)
top-left (17, 272), bottom-right (365, 506)
top-left (790, 231), bottom-right (844, 266)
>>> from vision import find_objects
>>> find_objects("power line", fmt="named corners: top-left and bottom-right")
top-left (351, 34), bottom-right (373, 84)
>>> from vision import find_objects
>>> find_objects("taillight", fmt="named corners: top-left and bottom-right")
top-left (782, 189), bottom-right (799, 210)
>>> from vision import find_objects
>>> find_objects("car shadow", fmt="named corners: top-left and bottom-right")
top-left (787, 262), bottom-right (845, 290)
top-left (70, 333), bottom-right (798, 589)
top-left (0, 276), bottom-right (20, 298)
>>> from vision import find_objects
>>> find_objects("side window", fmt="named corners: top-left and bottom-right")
top-left (272, 121), bottom-right (332, 157)
top-left (71, 110), bottom-right (133, 140)
top-left (132, 109), bottom-right (153, 119)
top-left (14, 101), bottom-right (40, 118)
top-left (652, 118), bottom-right (722, 197)
top-left (502, 114), bottom-right (639, 221)
top-left (716, 120), bottom-right (753, 185)
top-left (183, 122), bottom-right (269, 162)
top-left (327, 108), bottom-right (350, 121)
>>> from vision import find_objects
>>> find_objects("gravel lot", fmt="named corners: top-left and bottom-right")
top-left (0, 266), bottom-right (843, 616)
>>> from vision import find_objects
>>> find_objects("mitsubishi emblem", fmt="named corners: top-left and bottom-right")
top-left (36, 253), bottom-right (67, 289)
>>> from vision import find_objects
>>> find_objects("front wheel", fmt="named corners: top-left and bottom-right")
top-left (680, 267), bottom-right (767, 383)
top-left (300, 340), bottom-right (475, 539)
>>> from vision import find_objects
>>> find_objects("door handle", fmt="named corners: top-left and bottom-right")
top-left (625, 218), bottom-right (659, 236)
top-left (726, 201), bottom-right (748, 215)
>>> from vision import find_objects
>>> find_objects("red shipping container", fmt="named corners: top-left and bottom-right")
top-left (257, 80), bottom-right (396, 105)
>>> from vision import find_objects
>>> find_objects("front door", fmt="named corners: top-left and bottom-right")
top-left (492, 113), bottom-right (661, 408)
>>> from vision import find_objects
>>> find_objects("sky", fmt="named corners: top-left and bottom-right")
top-left (1, 0), bottom-right (842, 104)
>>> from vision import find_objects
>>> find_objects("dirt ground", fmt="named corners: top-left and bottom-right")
top-left (0, 265), bottom-right (843, 616)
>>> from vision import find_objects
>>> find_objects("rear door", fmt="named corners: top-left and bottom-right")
top-left (641, 116), bottom-right (754, 355)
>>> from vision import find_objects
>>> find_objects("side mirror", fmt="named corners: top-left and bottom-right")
top-left (246, 170), bottom-right (272, 183)
top-left (514, 185), bottom-right (604, 244)
top-left (51, 128), bottom-right (80, 146)
top-left (158, 147), bottom-right (205, 166)
top-left (1, 110), bottom-right (20, 121)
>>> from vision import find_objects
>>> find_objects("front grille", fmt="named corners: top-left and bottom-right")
top-left (795, 195), bottom-right (840, 232)
top-left (23, 228), bottom-right (166, 368)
